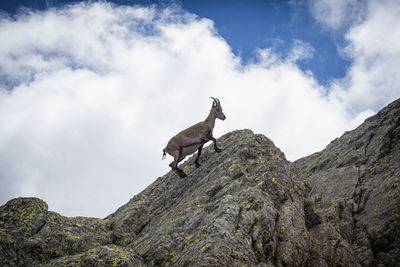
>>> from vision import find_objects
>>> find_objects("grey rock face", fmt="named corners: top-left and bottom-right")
top-left (0, 98), bottom-right (399, 266)
top-left (0, 198), bottom-right (143, 266)
top-left (106, 130), bottom-right (310, 266)
top-left (296, 98), bottom-right (400, 266)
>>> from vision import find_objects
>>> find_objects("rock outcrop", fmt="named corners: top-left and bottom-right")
top-left (0, 98), bottom-right (399, 266)
top-left (106, 130), bottom-right (310, 266)
top-left (295, 98), bottom-right (400, 266)
top-left (0, 197), bottom-right (144, 266)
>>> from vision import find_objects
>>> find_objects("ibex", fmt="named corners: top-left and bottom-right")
top-left (162, 97), bottom-right (226, 178)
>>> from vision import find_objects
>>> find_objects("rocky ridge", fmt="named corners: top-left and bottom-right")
top-left (1, 98), bottom-right (399, 266)
top-left (295, 98), bottom-right (400, 266)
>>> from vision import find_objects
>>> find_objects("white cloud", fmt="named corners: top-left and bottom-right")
top-left (0, 1), bottom-right (397, 217)
top-left (310, 0), bottom-right (400, 112)
top-left (308, 0), bottom-right (367, 30)
top-left (286, 39), bottom-right (316, 63)
top-left (338, 0), bottom-right (400, 112)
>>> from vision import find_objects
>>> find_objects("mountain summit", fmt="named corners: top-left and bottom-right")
top-left (1, 99), bottom-right (399, 266)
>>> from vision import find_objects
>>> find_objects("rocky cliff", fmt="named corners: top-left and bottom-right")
top-left (295, 98), bottom-right (400, 266)
top-left (1, 98), bottom-right (399, 266)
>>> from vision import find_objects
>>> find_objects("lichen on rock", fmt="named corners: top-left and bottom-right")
top-left (0, 197), bottom-right (115, 266)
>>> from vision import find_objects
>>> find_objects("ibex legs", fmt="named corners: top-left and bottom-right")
top-left (205, 130), bottom-right (221, 153)
top-left (169, 147), bottom-right (186, 178)
top-left (168, 138), bottom-right (221, 178)
top-left (194, 145), bottom-right (204, 168)
top-left (193, 137), bottom-right (221, 168)
top-left (211, 137), bottom-right (222, 152)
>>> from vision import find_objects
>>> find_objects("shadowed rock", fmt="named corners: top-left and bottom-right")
top-left (296, 98), bottom-right (400, 266)
top-left (0, 198), bottom-right (125, 266)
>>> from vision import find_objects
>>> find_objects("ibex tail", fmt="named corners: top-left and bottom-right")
top-left (162, 148), bottom-right (167, 160)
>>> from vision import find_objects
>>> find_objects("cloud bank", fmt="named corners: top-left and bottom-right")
top-left (0, 1), bottom-right (399, 217)
top-left (310, 0), bottom-right (400, 112)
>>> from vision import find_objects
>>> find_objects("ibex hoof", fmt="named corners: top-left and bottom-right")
top-left (177, 169), bottom-right (187, 178)
top-left (195, 162), bottom-right (201, 168)
top-left (215, 148), bottom-right (222, 153)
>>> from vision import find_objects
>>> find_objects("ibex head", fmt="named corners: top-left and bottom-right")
top-left (211, 97), bottom-right (226, 121)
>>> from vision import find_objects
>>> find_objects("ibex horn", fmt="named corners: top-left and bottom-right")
top-left (211, 97), bottom-right (220, 105)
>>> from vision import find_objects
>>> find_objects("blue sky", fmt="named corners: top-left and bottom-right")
top-left (1, 0), bottom-right (350, 85)
top-left (0, 0), bottom-right (399, 217)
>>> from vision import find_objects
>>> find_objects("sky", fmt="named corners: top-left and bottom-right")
top-left (0, 0), bottom-right (399, 218)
